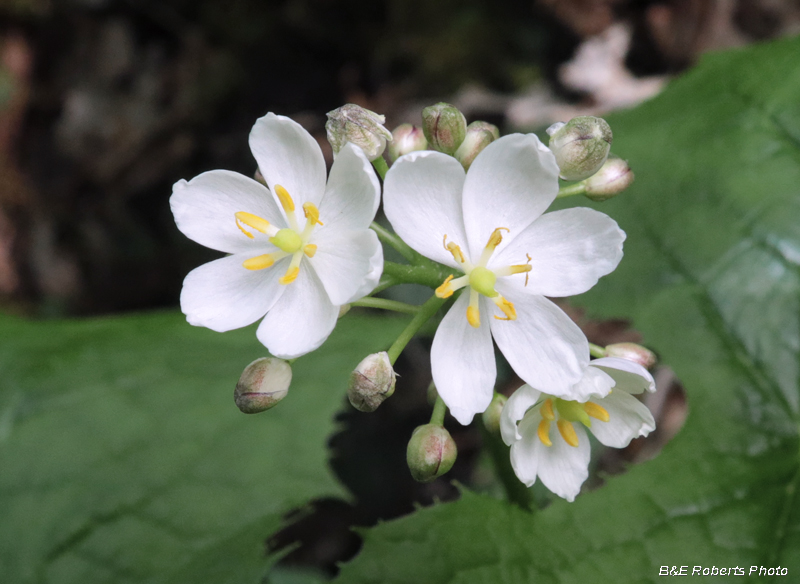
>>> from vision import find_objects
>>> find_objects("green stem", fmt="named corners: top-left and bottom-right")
top-left (351, 297), bottom-right (420, 315)
top-left (480, 424), bottom-right (533, 512)
top-left (430, 396), bottom-right (447, 426)
top-left (386, 295), bottom-right (446, 365)
top-left (589, 342), bottom-right (606, 359)
top-left (382, 260), bottom-right (457, 289)
top-left (370, 222), bottom-right (419, 264)
top-left (556, 182), bottom-right (587, 198)
top-left (371, 156), bottom-right (389, 180)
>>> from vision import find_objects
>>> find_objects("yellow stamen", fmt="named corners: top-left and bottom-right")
top-left (235, 212), bottom-right (272, 238)
top-left (436, 275), bottom-right (455, 298)
top-left (303, 244), bottom-right (317, 257)
top-left (584, 402), bottom-right (610, 423)
top-left (492, 296), bottom-right (516, 321)
top-left (279, 266), bottom-right (300, 285)
top-left (507, 264), bottom-right (532, 275)
top-left (537, 419), bottom-right (552, 447)
top-left (485, 227), bottom-right (509, 250)
top-left (303, 202), bottom-right (323, 225)
top-left (466, 290), bottom-right (481, 328)
top-left (557, 419), bottom-right (579, 447)
top-left (242, 254), bottom-right (275, 270)
top-left (442, 235), bottom-right (466, 264)
top-left (525, 253), bottom-right (532, 286)
top-left (540, 398), bottom-right (555, 421)
top-left (274, 184), bottom-right (295, 213)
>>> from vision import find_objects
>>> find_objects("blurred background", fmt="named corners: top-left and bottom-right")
top-left (1, 0), bottom-right (798, 577)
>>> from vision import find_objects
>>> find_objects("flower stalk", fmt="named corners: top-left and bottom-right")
top-left (386, 295), bottom-right (447, 365)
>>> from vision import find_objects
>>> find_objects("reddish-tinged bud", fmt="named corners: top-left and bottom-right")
top-left (406, 424), bottom-right (457, 482)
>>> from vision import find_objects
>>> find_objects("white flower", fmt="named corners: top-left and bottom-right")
top-left (500, 357), bottom-right (656, 501)
top-left (383, 134), bottom-right (625, 424)
top-left (171, 113), bottom-right (383, 358)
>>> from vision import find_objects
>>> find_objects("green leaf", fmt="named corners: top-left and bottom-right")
top-left (0, 311), bottom-right (405, 583)
top-left (337, 37), bottom-right (800, 583)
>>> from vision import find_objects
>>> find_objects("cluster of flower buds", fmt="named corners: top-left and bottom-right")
top-left (325, 104), bottom-right (393, 161)
top-left (388, 123), bottom-right (428, 161)
top-left (234, 357), bottom-right (292, 414)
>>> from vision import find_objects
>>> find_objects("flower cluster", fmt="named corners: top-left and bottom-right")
top-left (171, 103), bottom-right (650, 502)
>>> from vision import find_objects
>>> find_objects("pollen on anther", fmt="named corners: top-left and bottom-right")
top-left (242, 254), bottom-right (274, 270)
top-left (537, 419), bottom-right (552, 447)
top-left (303, 244), bottom-right (317, 257)
top-left (435, 275), bottom-right (455, 298)
top-left (584, 402), bottom-right (610, 422)
top-left (466, 305), bottom-right (480, 328)
top-left (303, 203), bottom-right (323, 225)
top-left (540, 398), bottom-right (555, 421)
top-left (557, 419), bottom-right (579, 447)
top-left (274, 184), bottom-right (295, 212)
top-left (279, 266), bottom-right (300, 285)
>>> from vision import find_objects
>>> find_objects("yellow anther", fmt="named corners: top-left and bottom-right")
top-left (303, 202), bottom-right (323, 225)
top-left (242, 254), bottom-right (275, 271)
top-left (279, 266), bottom-right (300, 285)
top-left (537, 419), bottom-right (552, 447)
top-left (448, 243), bottom-right (466, 264)
top-left (235, 212), bottom-right (272, 238)
top-left (526, 253), bottom-right (532, 286)
top-left (540, 398), bottom-right (555, 421)
top-left (466, 305), bottom-right (480, 328)
top-left (584, 402), bottom-right (610, 423)
top-left (436, 275), bottom-right (455, 299)
top-left (303, 244), bottom-right (317, 257)
top-left (274, 184), bottom-right (295, 213)
top-left (507, 264), bottom-right (532, 275)
top-left (486, 227), bottom-right (509, 249)
top-left (492, 296), bottom-right (516, 321)
top-left (557, 419), bottom-right (579, 447)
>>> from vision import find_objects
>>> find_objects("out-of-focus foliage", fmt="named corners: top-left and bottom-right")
top-left (0, 311), bottom-right (405, 583)
top-left (336, 36), bottom-right (800, 583)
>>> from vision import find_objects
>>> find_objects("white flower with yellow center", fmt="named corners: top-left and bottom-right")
top-left (383, 133), bottom-right (625, 424)
top-left (500, 357), bottom-right (656, 501)
top-left (171, 113), bottom-right (382, 358)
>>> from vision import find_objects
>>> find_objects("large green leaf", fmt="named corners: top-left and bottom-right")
top-left (0, 311), bottom-right (405, 583)
top-left (337, 37), bottom-right (800, 583)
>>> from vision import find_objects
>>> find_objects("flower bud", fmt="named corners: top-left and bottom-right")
top-left (325, 104), bottom-right (393, 161)
top-left (234, 357), bottom-right (292, 414)
top-left (604, 342), bottom-right (657, 369)
top-left (547, 116), bottom-right (612, 181)
top-left (347, 351), bottom-right (396, 412)
top-left (388, 123), bottom-right (428, 161)
top-left (454, 121), bottom-right (498, 170)
top-left (422, 102), bottom-right (467, 155)
top-left (481, 392), bottom-right (507, 435)
top-left (406, 424), bottom-right (457, 482)
top-left (583, 156), bottom-right (634, 201)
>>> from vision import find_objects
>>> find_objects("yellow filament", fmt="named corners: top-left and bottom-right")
top-left (485, 227), bottom-right (509, 250)
top-left (537, 419), bottom-right (552, 447)
top-left (492, 296), bottom-right (516, 321)
top-left (442, 235), bottom-right (466, 264)
top-left (303, 244), bottom-right (317, 257)
top-left (466, 306), bottom-right (480, 328)
top-left (525, 253), bottom-right (532, 286)
top-left (557, 419), bottom-right (579, 447)
top-left (540, 398), bottom-right (555, 421)
top-left (235, 212), bottom-right (272, 238)
top-left (279, 266), bottom-right (300, 285)
top-left (435, 275), bottom-right (455, 298)
top-left (242, 254), bottom-right (275, 270)
top-left (274, 185), bottom-right (295, 212)
top-left (303, 202), bottom-right (323, 225)
top-left (584, 402), bottom-right (610, 422)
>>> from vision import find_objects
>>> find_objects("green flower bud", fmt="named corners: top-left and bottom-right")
top-left (234, 357), bottom-right (292, 414)
top-left (388, 123), bottom-right (428, 161)
top-left (604, 342), bottom-right (657, 369)
top-left (406, 424), bottom-right (457, 483)
top-left (422, 102), bottom-right (467, 155)
top-left (325, 104), bottom-right (393, 161)
top-left (583, 156), bottom-right (634, 201)
top-left (347, 351), bottom-right (396, 412)
top-left (454, 121), bottom-right (498, 170)
top-left (547, 116), bottom-right (612, 181)
top-left (481, 392), bottom-right (507, 435)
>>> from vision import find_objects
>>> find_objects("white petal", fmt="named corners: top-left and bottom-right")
top-left (568, 366), bottom-right (615, 402)
top-left (430, 292), bottom-right (496, 425)
top-left (344, 231), bottom-right (384, 304)
top-left (490, 287), bottom-right (588, 397)
top-left (461, 134), bottom-right (560, 260)
top-left (591, 357), bottom-right (656, 394)
top-left (509, 411), bottom-right (544, 487)
top-left (317, 143), bottom-right (380, 232)
top-left (383, 151), bottom-right (469, 268)
top-left (500, 385), bottom-right (542, 445)
top-left (588, 390), bottom-right (655, 448)
top-left (249, 113), bottom-right (327, 209)
top-left (536, 423), bottom-right (590, 502)
top-left (308, 228), bottom-right (383, 306)
top-left (256, 264), bottom-right (338, 359)
top-left (171, 170), bottom-right (285, 254)
top-left (180, 253), bottom-right (288, 332)
top-left (491, 208), bottom-right (626, 297)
